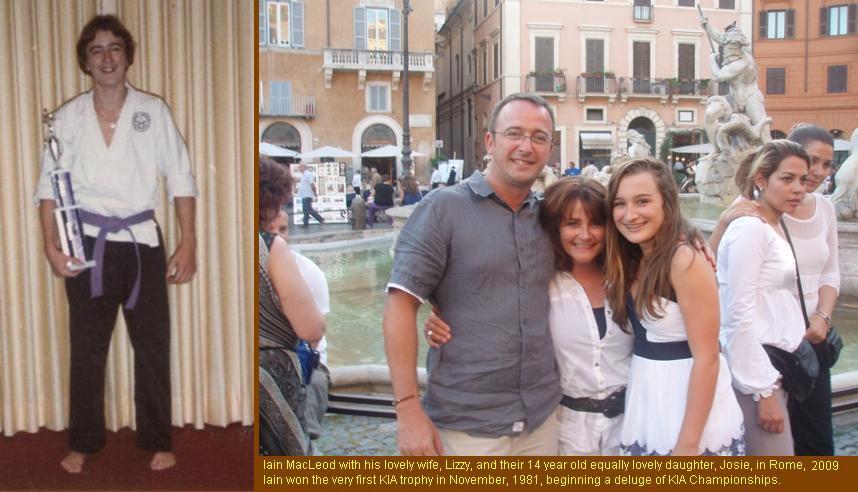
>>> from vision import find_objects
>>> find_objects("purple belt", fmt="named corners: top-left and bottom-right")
top-left (79, 209), bottom-right (155, 310)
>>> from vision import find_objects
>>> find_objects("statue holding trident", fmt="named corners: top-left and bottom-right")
top-left (695, 6), bottom-right (773, 203)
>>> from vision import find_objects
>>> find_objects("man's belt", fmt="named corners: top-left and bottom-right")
top-left (79, 209), bottom-right (155, 310)
top-left (560, 388), bottom-right (626, 418)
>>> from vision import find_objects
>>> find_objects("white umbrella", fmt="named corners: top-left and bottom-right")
top-left (298, 146), bottom-right (356, 159)
top-left (259, 142), bottom-right (298, 157)
top-left (670, 143), bottom-right (713, 154)
top-left (361, 145), bottom-right (426, 158)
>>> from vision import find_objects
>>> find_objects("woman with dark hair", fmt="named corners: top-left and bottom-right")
top-left (399, 174), bottom-right (423, 205)
top-left (710, 126), bottom-right (838, 455)
top-left (716, 140), bottom-right (812, 455)
top-left (258, 158), bottom-right (325, 455)
top-left (606, 159), bottom-right (744, 456)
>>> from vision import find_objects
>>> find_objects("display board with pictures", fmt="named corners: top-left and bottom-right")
top-left (290, 162), bottom-right (349, 224)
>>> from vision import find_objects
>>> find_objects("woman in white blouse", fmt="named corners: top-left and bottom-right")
top-left (709, 125), bottom-right (839, 455)
top-left (425, 177), bottom-right (634, 455)
top-left (716, 140), bottom-right (812, 455)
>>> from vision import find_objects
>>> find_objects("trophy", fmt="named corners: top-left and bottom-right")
top-left (43, 109), bottom-right (95, 271)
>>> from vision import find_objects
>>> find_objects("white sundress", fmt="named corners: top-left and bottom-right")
top-left (620, 297), bottom-right (745, 456)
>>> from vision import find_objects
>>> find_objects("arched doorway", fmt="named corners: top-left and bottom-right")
top-left (261, 122), bottom-right (302, 163)
top-left (628, 116), bottom-right (656, 154)
top-left (362, 124), bottom-right (397, 180)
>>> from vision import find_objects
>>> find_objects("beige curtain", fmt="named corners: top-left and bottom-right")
top-left (0, 0), bottom-right (254, 435)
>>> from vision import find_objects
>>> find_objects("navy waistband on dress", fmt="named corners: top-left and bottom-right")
top-left (627, 298), bottom-right (692, 361)
top-left (79, 209), bottom-right (155, 310)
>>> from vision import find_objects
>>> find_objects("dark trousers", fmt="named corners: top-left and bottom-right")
top-left (301, 197), bottom-right (324, 226)
top-left (65, 234), bottom-right (172, 453)
top-left (788, 345), bottom-right (834, 455)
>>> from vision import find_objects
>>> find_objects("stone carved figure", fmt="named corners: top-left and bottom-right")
top-left (830, 129), bottom-right (858, 219)
top-left (627, 129), bottom-right (652, 158)
top-left (695, 17), bottom-right (773, 203)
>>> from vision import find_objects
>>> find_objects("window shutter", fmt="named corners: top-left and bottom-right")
top-left (786, 9), bottom-right (795, 38)
top-left (291, 0), bottom-right (304, 47)
top-left (355, 7), bottom-right (367, 50)
top-left (766, 67), bottom-right (785, 94)
top-left (759, 10), bottom-right (768, 38)
top-left (821, 7), bottom-right (828, 36)
top-left (390, 9), bottom-right (401, 52)
top-left (259, 0), bottom-right (267, 45)
top-left (633, 41), bottom-right (650, 79)
top-left (849, 4), bottom-right (856, 34)
top-left (586, 39), bottom-right (604, 73)
top-left (678, 44), bottom-right (695, 80)
top-left (535, 37), bottom-right (554, 73)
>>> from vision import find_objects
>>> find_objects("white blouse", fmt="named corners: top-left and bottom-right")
top-left (549, 271), bottom-right (633, 398)
top-left (716, 216), bottom-right (806, 398)
top-left (35, 84), bottom-right (198, 246)
top-left (783, 194), bottom-right (840, 314)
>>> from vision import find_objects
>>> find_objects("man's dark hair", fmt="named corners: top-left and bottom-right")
top-left (76, 15), bottom-right (136, 75)
top-left (486, 93), bottom-right (555, 134)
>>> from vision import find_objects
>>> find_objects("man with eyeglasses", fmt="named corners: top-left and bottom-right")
top-left (383, 93), bottom-right (561, 456)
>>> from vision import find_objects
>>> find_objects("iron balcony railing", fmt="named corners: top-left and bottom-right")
top-left (576, 75), bottom-right (618, 95)
top-left (621, 77), bottom-right (669, 96)
top-left (526, 73), bottom-right (567, 93)
top-left (323, 49), bottom-right (434, 72)
top-left (261, 94), bottom-right (316, 117)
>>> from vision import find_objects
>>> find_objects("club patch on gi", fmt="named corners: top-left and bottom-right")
top-left (132, 111), bottom-right (151, 132)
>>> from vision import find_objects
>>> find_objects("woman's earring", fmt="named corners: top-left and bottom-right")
top-left (753, 187), bottom-right (760, 200)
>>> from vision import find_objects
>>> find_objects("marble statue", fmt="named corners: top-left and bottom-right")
top-left (627, 129), bottom-right (652, 158)
top-left (830, 129), bottom-right (858, 219)
top-left (695, 16), bottom-right (773, 204)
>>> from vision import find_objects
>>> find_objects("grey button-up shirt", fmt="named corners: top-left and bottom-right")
top-left (387, 170), bottom-right (561, 437)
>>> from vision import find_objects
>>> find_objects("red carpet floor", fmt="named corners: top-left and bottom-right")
top-left (0, 423), bottom-right (253, 490)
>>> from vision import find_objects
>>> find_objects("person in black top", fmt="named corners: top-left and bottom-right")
top-left (368, 175), bottom-right (395, 226)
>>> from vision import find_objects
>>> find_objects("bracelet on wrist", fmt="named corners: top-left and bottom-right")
top-left (814, 310), bottom-right (831, 327)
top-left (392, 394), bottom-right (418, 408)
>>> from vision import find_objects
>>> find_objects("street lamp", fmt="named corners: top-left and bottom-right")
top-left (401, 0), bottom-right (413, 175)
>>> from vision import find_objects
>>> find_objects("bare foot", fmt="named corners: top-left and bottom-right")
top-left (150, 451), bottom-right (176, 471)
top-left (61, 451), bottom-right (86, 473)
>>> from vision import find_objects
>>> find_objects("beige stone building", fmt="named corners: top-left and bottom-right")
top-left (259, 0), bottom-right (437, 183)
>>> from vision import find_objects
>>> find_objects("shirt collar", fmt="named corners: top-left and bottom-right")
top-left (467, 170), bottom-right (540, 208)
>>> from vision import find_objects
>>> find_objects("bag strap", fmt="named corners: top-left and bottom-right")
top-left (779, 217), bottom-right (810, 330)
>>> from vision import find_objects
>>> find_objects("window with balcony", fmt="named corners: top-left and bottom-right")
top-left (828, 65), bottom-right (848, 93)
top-left (634, 0), bottom-right (653, 22)
top-left (760, 10), bottom-right (794, 39)
top-left (261, 0), bottom-right (304, 47)
top-left (766, 67), bottom-right (786, 95)
top-left (632, 41), bottom-right (651, 93)
top-left (718, 0), bottom-right (735, 10)
top-left (354, 6), bottom-right (401, 51)
top-left (822, 5), bottom-right (856, 36)
top-left (532, 36), bottom-right (555, 90)
top-left (367, 83), bottom-right (391, 112)
top-left (585, 39), bottom-right (605, 74)
top-left (270, 81), bottom-right (291, 114)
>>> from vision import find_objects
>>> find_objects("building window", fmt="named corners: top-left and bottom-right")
top-left (677, 0), bottom-right (694, 6)
top-left (468, 54), bottom-right (472, 75)
top-left (828, 65), bottom-right (848, 93)
top-left (269, 81), bottom-right (292, 114)
top-left (822, 5), bottom-right (856, 36)
top-left (263, 0), bottom-right (304, 47)
top-left (760, 10), bottom-right (794, 39)
top-left (766, 67), bottom-right (786, 95)
top-left (455, 55), bottom-right (461, 86)
top-left (585, 39), bottom-right (605, 73)
top-left (585, 108), bottom-right (605, 122)
top-left (483, 0), bottom-right (488, 19)
top-left (677, 43), bottom-right (695, 80)
top-left (367, 83), bottom-right (391, 112)
top-left (534, 36), bottom-right (555, 73)
top-left (634, 0), bottom-right (653, 22)
top-left (482, 46), bottom-right (488, 85)
top-left (493, 41), bottom-right (500, 80)
top-left (354, 6), bottom-right (401, 51)
top-left (632, 41), bottom-right (651, 87)
top-left (678, 110), bottom-right (694, 123)
top-left (718, 0), bottom-right (735, 10)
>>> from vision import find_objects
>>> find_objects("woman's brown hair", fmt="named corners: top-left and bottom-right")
top-left (539, 177), bottom-right (608, 273)
top-left (259, 158), bottom-right (293, 229)
top-left (402, 174), bottom-right (419, 195)
top-left (604, 158), bottom-right (696, 327)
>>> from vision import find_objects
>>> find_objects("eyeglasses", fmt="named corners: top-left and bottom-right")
top-left (493, 128), bottom-right (554, 149)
